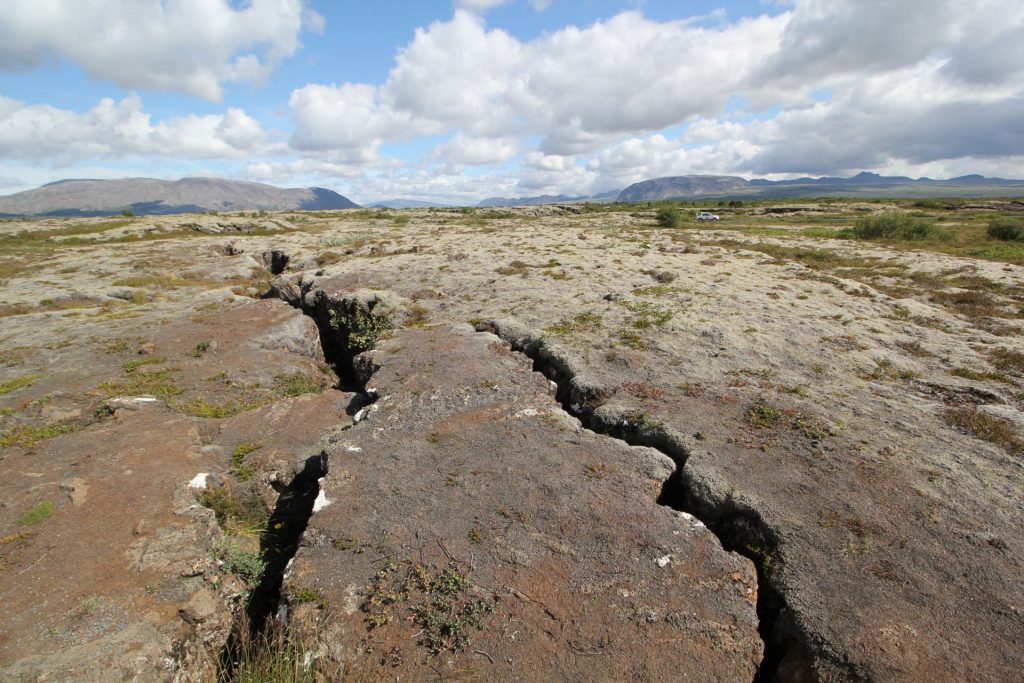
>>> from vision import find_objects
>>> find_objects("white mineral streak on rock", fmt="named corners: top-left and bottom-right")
top-left (312, 478), bottom-right (331, 512)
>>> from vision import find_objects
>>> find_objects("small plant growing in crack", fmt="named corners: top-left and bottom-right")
top-left (329, 306), bottom-right (392, 353)
top-left (290, 586), bottom-right (325, 606)
top-left (217, 540), bottom-right (265, 591)
top-left (231, 442), bottom-right (262, 481)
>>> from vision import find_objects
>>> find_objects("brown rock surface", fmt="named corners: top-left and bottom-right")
top-left (0, 299), bottom-right (351, 680)
top-left (283, 325), bottom-right (762, 680)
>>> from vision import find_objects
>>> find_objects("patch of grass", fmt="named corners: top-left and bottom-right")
top-left (896, 340), bottom-right (934, 358)
top-left (0, 530), bottom-right (35, 546)
top-left (0, 351), bottom-right (25, 366)
top-left (861, 358), bottom-right (921, 382)
top-left (121, 356), bottom-right (164, 373)
top-left (319, 232), bottom-right (374, 248)
top-left (944, 406), bottom-right (1022, 454)
top-left (290, 586), bottom-right (324, 605)
top-left (615, 329), bottom-right (647, 349)
top-left (544, 312), bottom-right (603, 336)
top-left (315, 250), bottom-right (343, 266)
top-left (202, 485), bottom-right (242, 522)
top-left (231, 442), bottom-right (262, 481)
top-left (950, 367), bottom-right (1012, 383)
top-left (178, 372), bottom-right (326, 418)
top-left (99, 368), bottom-right (181, 398)
top-left (541, 268), bottom-right (571, 280)
top-left (495, 260), bottom-right (529, 276)
top-left (105, 337), bottom-right (131, 354)
top-left (677, 381), bottom-right (705, 397)
top-left (621, 381), bottom-right (666, 400)
top-left (988, 347), bottom-right (1024, 373)
top-left (363, 559), bottom-right (495, 656)
top-left (221, 619), bottom-right (311, 683)
top-left (175, 397), bottom-right (259, 418)
top-left (404, 303), bottom-right (430, 328)
top-left (1, 422), bottom-right (79, 447)
top-left (620, 300), bottom-right (673, 328)
top-left (202, 483), bottom-right (268, 529)
top-left (273, 372), bottom-right (329, 398)
top-left (930, 288), bottom-right (1002, 314)
top-left (747, 402), bottom-right (785, 428)
top-left (746, 399), bottom-right (836, 440)
top-left (0, 373), bottom-right (41, 396)
top-left (0, 303), bottom-right (33, 318)
top-left (632, 284), bottom-right (679, 297)
top-left (20, 500), bottom-right (53, 526)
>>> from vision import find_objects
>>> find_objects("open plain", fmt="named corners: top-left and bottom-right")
top-left (1, 202), bottom-right (1022, 681)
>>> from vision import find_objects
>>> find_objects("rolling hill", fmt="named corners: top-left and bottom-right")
top-left (0, 177), bottom-right (359, 216)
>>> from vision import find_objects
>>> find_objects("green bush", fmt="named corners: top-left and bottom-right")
top-left (987, 217), bottom-right (1024, 242)
top-left (655, 207), bottom-right (683, 228)
top-left (329, 306), bottom-right (392, 353)
top-left (844, 213), bottom-right (950, 241)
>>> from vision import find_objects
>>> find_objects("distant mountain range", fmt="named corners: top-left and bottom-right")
top-left (3, 172), bottom-right (1022, 217)
top-left (477, 190), bottom-right (619, 207)
top-left (477, 173), bottom-right (1024, 206)
top-left (0, 177), bottom-right (359, 216)
top-left (368, 199), bottom-right (452, 209)
top-left (617, 172), bottom-right (1024, 201)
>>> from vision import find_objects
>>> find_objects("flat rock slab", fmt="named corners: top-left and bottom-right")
top-left (0, 299), bottom-right (353, 681)
top-left (285, 326), bottom-right (762, 680)
top-left (0, 408), bottom-right (223, 682)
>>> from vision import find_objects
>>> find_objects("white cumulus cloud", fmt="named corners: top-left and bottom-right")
top-left (0, 0), bottom-right (321, 101)
top-left (0, 95), bottom-right (272, 162)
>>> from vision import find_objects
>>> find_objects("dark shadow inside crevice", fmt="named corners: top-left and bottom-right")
top-left (500, 327), bottom-right (809, 683)
top-left (218, 453), bottom-right (327, 680)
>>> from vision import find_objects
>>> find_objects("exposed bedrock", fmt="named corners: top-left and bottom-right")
top-left (279, 321), bottom-right (764, 680)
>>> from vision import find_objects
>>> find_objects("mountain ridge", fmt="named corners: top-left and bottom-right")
top-left (0, 177), bottom-right (359, 216)
top-left (620, 172), bottom-right (1024, 201)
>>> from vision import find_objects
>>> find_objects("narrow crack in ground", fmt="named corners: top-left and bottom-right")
top-left (479, 320), bottom-right (816, 683)
top-left (219, 276), bottom-right (378, 680)
top-left (246, 267), bottom-right (806, 679)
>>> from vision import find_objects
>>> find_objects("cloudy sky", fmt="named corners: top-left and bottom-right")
top-left (1, 0), bottom-right (1022, 204)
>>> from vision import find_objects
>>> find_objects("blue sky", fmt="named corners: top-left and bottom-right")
top-left (1, 0), bottom-right (1022, 203)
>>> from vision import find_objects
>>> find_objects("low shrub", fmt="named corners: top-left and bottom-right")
top-left (844, 213), bottom-right (950, 241)
top-left (656, 207), bottom-right (683, 228)
top-left (987, 217), bottom-right (1024, 242)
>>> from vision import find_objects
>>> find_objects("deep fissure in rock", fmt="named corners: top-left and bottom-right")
top-left (247, 273), bottom-right (810, 678)
top-left (219, 279), bottom-right (381, 679)
top-left (218, 453), bottom-right (327, 679)
top-left (481, 322), bottom-right (815, 683)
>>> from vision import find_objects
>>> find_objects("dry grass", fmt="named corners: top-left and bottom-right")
top-left (944, 406), bottom-right (1023, 455)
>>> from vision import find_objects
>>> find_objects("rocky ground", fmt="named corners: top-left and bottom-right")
top-left (0, 205), bottom-right (1021, 681)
